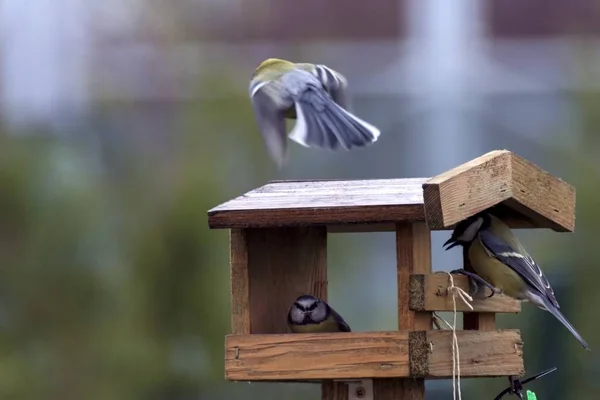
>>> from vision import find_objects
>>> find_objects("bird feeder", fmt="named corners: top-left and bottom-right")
top-left (207, 149), bottom-right (575, 399)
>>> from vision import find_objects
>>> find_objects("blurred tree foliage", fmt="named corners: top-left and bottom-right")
top-left (0, 89), bottom-right (236, 399)
top-left (0, 63), bottom-right (328, 399)
top-left (3, 48), bottom-right (600, 399)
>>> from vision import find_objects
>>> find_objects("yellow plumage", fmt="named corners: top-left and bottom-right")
top-left (251, 58), bottom-right (315, 119)
top-left (289, 317), bottom-right (344, 333)
top-left (468, 237), bottom-right (526, 299)
top-left (249, 57), bottom-right (380, 166)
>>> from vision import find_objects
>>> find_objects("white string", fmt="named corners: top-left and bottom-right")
top-left (433, 273), bottom-right (473, 400)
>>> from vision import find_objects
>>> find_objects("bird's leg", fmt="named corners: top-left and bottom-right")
top-left (450, 269), bottom-right (501, 298)
top-left (509, 376), bottom-right (524, 400)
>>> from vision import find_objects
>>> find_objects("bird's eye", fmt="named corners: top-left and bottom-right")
top-left (308, 303), bottom-right (317, 311)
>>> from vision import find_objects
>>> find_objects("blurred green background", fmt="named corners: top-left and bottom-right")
top-left (1, 0), bottom-right (600, 399)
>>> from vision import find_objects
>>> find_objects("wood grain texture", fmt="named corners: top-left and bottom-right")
top-left (322, 381), bottom-right (348, 400)
top-left (208, 178), bottom-right (427, 229)
top-left (397, 223), bottom-right (433, 331)
top-left (426, 330), bottom-right (524, 378)
top-left (225, 332), bottom-right (411, 380)
top-left (244, 227), bottom-right (327, 334)
top-left (230, 229), bottom-right (251, 334)
top-left (422, 149), bottom-right (576, 232)
top-left (377, 380), bottom-right (424, 400)
top-left (224, 330), bottom-right (524, 381)
top-left (229, 227), bottom-right (343, 397)
top-left (327, 222), bottom-right (396, 233)
top-left (423, 150), bottom-right (512, 231)
top-left (409, 273), bottom-right (521, 313)
top-left (396, 222), bottom-right (432, 398)
top-left (508, 152), bottom-right (575, 232)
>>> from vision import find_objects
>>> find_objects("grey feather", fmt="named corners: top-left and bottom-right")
top-left (300, 98), bottom-right (343, 150)
top-left (314, 64), bottom-right (350, 110)
top-left (478, 229), bottom-right (559, 308)
top-left (292, 87), bottom-right (379, 150)
top-left (538, 294), bottom-right (589, 350)
top-left (250, 87), bottom-right (288, 167)
top-left (479, 228), bottom-right (590, 350)
top-left (249, 64), bottom-right (379, 165)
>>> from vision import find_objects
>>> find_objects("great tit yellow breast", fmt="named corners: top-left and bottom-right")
top-left (289, 317), bottom-right (342, 333)
top-left (469, 237), bottom-right (526, 299)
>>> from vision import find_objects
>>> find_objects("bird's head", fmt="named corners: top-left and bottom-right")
top-left (289, 294), bottom-right (328, 325)
top-left (443, 213), bottom-right (492, 250)
top-left (252, 58), bottom-right (294, 79)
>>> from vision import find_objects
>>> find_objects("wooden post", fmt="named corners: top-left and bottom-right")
top-left (228, 227), bottom-right (345, 398)
top-left (230, 226), bottom-right (328, 335)
top-left (379, 221), bottom-right (432, 399)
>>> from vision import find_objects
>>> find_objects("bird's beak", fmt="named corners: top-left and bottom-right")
top-left (443, 237), bottom-right (459, 251)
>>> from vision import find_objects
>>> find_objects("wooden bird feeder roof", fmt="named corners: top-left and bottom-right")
top-left (208, 150), bottom-right (575, 232)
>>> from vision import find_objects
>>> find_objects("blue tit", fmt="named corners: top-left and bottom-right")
top-left (249, 58), bottom-right (381, 166)
top-left (444, 213), bottom-right (590, 350)
top-left (287, 294), bottom-right (351, 333)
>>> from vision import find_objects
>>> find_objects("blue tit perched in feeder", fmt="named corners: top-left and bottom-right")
top-left (287, 295), bottom-right (351, 333)
top-left (249, 58), bottom-right (381, 166)
top-left (444, 213), bottom-right (590, 351)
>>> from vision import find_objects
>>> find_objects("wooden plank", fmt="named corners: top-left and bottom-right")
top-left (244, 227), bottom-right (328, 334)
top-left (509, 152), bottom-right (575, 232)
top-left (423, 150), bottom-right (513, 231)
top-left (207, 178), bottom-right (427, 229)
top-left (425, 330), bottom-right (524, 378)
top-left (375, 380), bottom-right (423, 400)
top-left (422, 149), bottom-right (576, 232)
top-left (224, 330), bottom-right (524, 381)
top-left (230, 229), bottom-right (251, 334)
top-left (397, 223), bottom-right (432, 330)
top-left (327, 222), bottom-right (396, 233)
top-left (226, 332), bottom-right (411, 381)
top-left (409, 273), bottom-right (521, 313)
top-left (322, 381), bottom-right (348, 400)
top-left (395, 222), bottom-right (432, 399)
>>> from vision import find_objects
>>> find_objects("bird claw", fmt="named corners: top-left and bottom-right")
top-left (450, 269), bottom-right (500, 299)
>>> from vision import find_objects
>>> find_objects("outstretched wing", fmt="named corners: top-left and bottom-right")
top-left (314, 64), bottom-right (351, 111)
top-left (478, 230), bottom-right (559, 308)
top-left (250, 83), bottom-right (288, 167)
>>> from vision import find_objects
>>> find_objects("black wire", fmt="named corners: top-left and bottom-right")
top-left (493, 368), bottom-right (557, 400)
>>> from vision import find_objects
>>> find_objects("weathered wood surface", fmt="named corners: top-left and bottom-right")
top-left (230, 227), bottom-right (328, 335)
top-left (409, 273), bottom-right (521, 313)
top-left (226, 331), bottom-right (411, 380)
top-left (224, 330), bottom-right (524, 381)
top-left (208, 178), bottom-right (427, 229)
top-left (423, 149), bottom-right (575, 232)
top-left (396, 222), bottom-right (432, 397)
top-left (425, 330), bottom-right (524, 378)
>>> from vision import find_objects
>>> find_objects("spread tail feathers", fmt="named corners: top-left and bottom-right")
top-left (288, 88), bottom-right (380, 151)
top-left (542, 296), bottom-right (590, 350)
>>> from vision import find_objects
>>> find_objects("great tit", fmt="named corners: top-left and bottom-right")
top-left (287, 294), bottom-right (351, 333)
top-left (444, 213), bottom-right (590, 350)
top-left (249, 58), bottom-right (381, 166)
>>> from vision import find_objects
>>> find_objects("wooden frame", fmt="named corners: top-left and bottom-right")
top-left (225, 330), bottom-right (524, 381)
top-left (207, 150), bottom-right (576, 400)
top-left (422, 150), bottom-right (575, 232)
